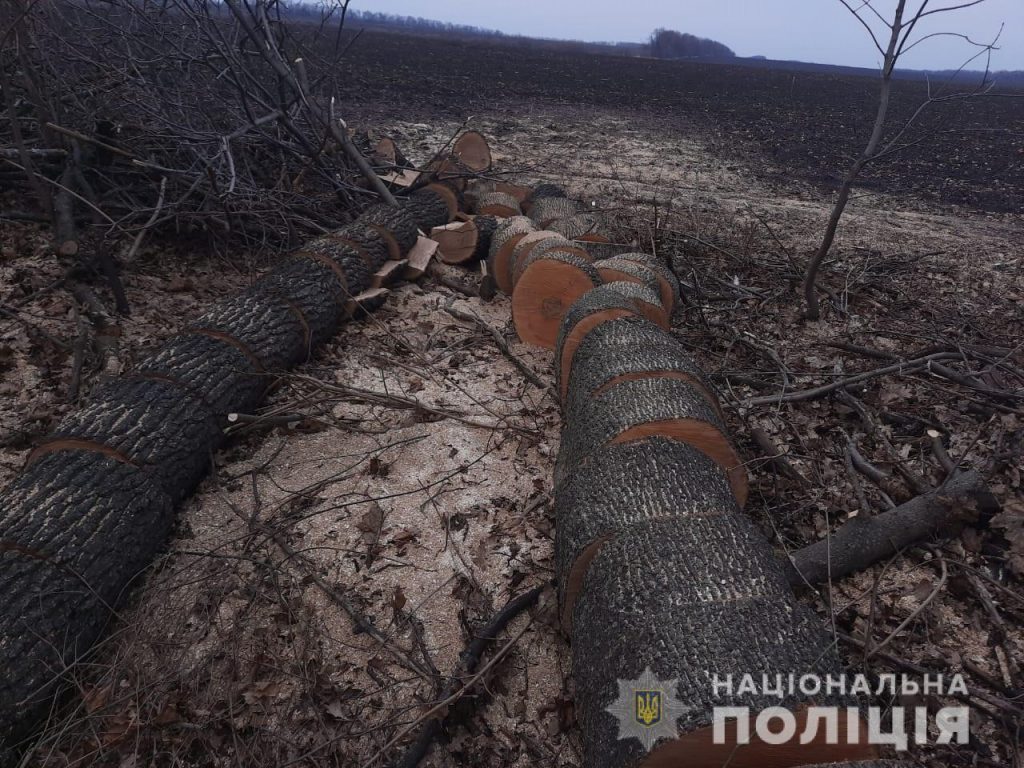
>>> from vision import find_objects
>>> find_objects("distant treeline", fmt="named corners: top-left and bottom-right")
top-left (649, 28), bottom-right (735, 59)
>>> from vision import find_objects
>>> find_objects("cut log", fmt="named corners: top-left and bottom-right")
top-left (601, 280), bottom-right (670, 329)
top-left (573, 517), bottom-right (875, 768)
top-left (512, 253), bottom-right (602, 349)
top-left (596, 258), bottom-right (662, 299)
top-left (607, 252), bottom-right (680, 312)
top-left (555, 377), bottom-right (747, 505)
top-left (525, 182), bottom-right (568, 213)
top-left (487, 216), bottom-right (537, 295)
top-left (0, 451), bottom-right (174, 750)
top-left (332, 224), bottom-right (394, 271)
top-left (470, 215), bottom-right (498, 262)
top-left (562, 315), bottom-right (722, 420)
top-left (403, 236), bottom-right (439, 280)
top-left (249, 257), bottom-right (348, 350)
top-left (134, 333), bottom-right (265, 418)
top-left (432, 219), bottom-right (478, 264)
top-left (549, 213), bottom-right (607, 242)
top-left (406, 184), bottom-right (458, 228)
top-left (511, 234), bottom-right (590, 288)
top-left (554, 286), bottom-right (643, 399)
top-left (359, 203), bottom-right (419, 258)
top-left (475, 191), bottom-right (522, 218)
top-left (373, 136), bottom-right (410, 169)
top-left (190, 291), bottom-right (310, 371)
top-left (529, 196), bottom-right (578, 227)
top-left (555, 438), bottom-right (737, 630)
top-left (31, 377), bottom-right (221, 504)
top-left (451, 130), bottom-right (492, 173)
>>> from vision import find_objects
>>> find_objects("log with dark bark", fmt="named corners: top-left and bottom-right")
top-left (405, 185), bottom-right (458, 230)
top-left (31, 377), bottom-right (222, 504)
top-left (606, 252), bottom-right (681, 313)
top-left (512, 252), bottom-right (602, 349)
top-left (784, 469), bottom-right (998, 587)
top-left (523, 183), bottom-right (567, 213)
top-left (0, 451), bottom-right (173, 752)
top-left (528, 196), bottom-right (578, 227)
top-left (555, 437), bottom-right (736, 630)
top-left (554, 376), bottom-right (747, 505)
top-left (572, 516), bottom-right (877, 768)
top-left (0, 196), bottom-right (427, 750)
top-left (549, 213), bottom-right (609, 243)
top-left (487, 216), bottom-right (538, 294)
top-left (510, 232), bottom-right (589, 287)
top-left (562, 315), bottom-right (722, 420)
top-left (554, 285), bottom-right (642, 399)
top-left (601, 280), bottom-right (670, 329)
top-left (474, 191), bottom-right (522, 217)
top-left (432, 215), bottom-right (498, 265)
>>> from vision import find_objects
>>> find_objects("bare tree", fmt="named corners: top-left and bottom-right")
top-left (802, 0), bottom-right (1001, 320)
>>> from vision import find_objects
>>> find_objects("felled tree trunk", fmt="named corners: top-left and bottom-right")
top-left (0, 190), bottom-right (432, 750)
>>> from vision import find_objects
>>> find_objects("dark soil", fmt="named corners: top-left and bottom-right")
top-left (338, 30), bottom-right (1024, 214)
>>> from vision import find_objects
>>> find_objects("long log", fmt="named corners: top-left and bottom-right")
top-left (0, 192), bottom-right (430, 749)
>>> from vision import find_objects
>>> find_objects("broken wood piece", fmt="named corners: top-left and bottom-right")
top-left (403, 236), bottom-right (438, 280)
top-left (371, 260), bottom-right (408, 288)
top-left (344, 288), bottom-right (390, 318)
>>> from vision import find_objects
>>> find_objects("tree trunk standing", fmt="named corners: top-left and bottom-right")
top-left (803, 0), bottom-right (906, 319)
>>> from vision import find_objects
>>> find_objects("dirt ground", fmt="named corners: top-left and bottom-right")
top-left (2, 98), bottom-right (1023, 768)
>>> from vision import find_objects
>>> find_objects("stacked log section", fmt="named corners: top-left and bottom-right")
top-left (512, 253), bottom-right (602, 349)
top-left (607, 252), bottom-right (680, 312)
top-left (405, 184), bottom-right (458, 229)
top-left (554, 376), bottom-right (747, 505)
top-left (529, 196), bottom-right (578, 227)
top-left (448, 130), bottom-right (492, 175)
top-left (0, 451), bottom-right (173, 747)
top-left (554, 285), bottom-right (644, 399)
top-left (601, 280), bottom-right (670, 329)
top-left (190, 291), bottom-right (310, 371)
top-left (360, 203), bottom-right (420, 257)
top-left (31, 378), bottom-right (221, 504)
top-left (595, 258), bottom-right (662, 296)
top-left (572, 517), bottom-right (871, 768)
top-left (135, 333), bottom-right (265, 418)
top-left (509, 231), bottom-right (586, 287)
top-left (524, 182), bottom-right (567, 213)
top-left (332, 223), bottom-right (393, 270)
top-left (487, 216), bottom-right (537, 294)
top-left (562, 316), bottom-right (722, 421)
top-left (249, 257), bottom-right (348, 351)
top-left (550, 213), bottom-right (609, 243)
top-left (475, 191), bottom-right (522, 217)
top-left (554, 438), bottom-right (737, 629)
top-left (432, 215), bottom-right (498, 264)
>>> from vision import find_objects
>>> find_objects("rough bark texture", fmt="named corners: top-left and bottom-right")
top-left (190, 291), bottom-right (309, 372)
top-left (0, 198), bottom-right (424, 750)
top-left (573, 516), bottom-right (848, 768)
top-left (249, 256), bottom-right (347, 351)
top-left (475, 191), bottom-right (522, 217)
top-left (563, 316), bottom-right (721, 419)
top-left (512, 234), bottom-right (584, 287)
top-left (404, 186), bottom-right (455, 231)
top-left (529, 196), bottom-right (578, 226)
top-left (784, 469), bottom-right (996, 587)
top-left (135, 332), bottom-right (265, 418)
top-left (512, 252), bottom-right (603, 348)
top-left (37, 377), bottom-right (222, 504)
top-left (554, 376), bottom-right (735, 490)
top-left (471, 215), bottom-right (499, 262)
top-left (360, 203), bottom-right (419, 256)
top-left (487, 216), bottom-right (537, 294)
top-left (0, 451), bottom-right (173, 751)
top-left (334, 224), bottom-right (393, 271)
top-left (555, 285), bottom-right (640, 372)
top-left (606, 252), bottom-right (681, 311)
top-left (555, 438), bottom-right (737, 626)
top-left (550, 213), bottom-right (606, 241)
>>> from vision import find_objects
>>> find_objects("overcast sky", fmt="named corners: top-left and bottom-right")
top-left (350, 0), bottom-right (1023, 71)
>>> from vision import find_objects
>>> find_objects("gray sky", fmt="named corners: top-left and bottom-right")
top-left (350, 0), bottom-right (1023, 70)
